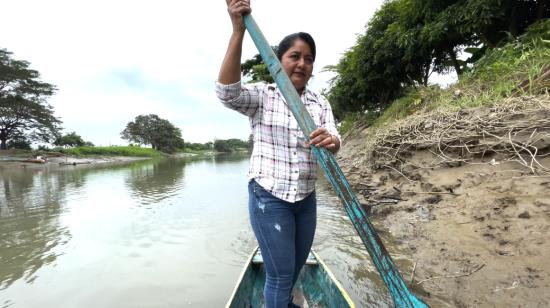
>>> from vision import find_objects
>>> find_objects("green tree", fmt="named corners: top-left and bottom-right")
top-left (213, 139), bottom-right (231, 152)
top-left (213, 138), bottom-right (249, 152)
top-left (405, 0), bottom-right (549, 75)
top-left (225, 138), bottom-right (244, 148)
top-left (7, 134), bottom-right (32, 150)
top-left (241, 46), bottom-right (278, 83)
top-left (327, 1), bottom-right (410, 119)
top-left (183, 141), bottom-right (216, 151)
top-left (326, 0), bottom-right (549, 119)
top-left (0, 48), bottom-right (61, 149)
top-left (54, 132), bottom-right (86, 148)
top-left (121, 114), bottom-right (184, 153)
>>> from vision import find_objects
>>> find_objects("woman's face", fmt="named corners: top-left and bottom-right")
top-left (281, 38), bottom-right (314, 92)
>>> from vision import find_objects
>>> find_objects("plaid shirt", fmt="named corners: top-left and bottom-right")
top-left (215, 81), bottom-right (340, 202)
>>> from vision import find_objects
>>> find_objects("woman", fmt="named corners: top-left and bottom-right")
top-left (216, 0), bottom-right (340, 307)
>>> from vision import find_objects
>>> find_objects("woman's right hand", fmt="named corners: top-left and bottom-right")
top-left (226, 0), bottom-right (251, 33)
top-left (218, 0), bottom-right (250, 84)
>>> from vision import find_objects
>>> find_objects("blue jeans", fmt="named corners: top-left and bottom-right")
top-left (248, 180), bottom-right (317, 308)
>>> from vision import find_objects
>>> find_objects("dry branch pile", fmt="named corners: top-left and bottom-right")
top-left (362, 95), bottom-right (550, 175)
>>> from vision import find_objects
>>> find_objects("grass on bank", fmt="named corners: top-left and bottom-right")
top-left (339, 20), bottom-right (550, 134)
top-left (17, 144), bottom-right (246, 158)
top-left (59, 146), bottom-right (162, 157)
top-left (56, 146), bottom-right (235, 157)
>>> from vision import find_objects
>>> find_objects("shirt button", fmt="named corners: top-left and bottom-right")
top-left (293, 188), bottom-right (297, 191)
top-left (293, 152), bottom-right (297, 155)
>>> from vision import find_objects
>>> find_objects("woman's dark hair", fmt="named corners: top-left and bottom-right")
top-left (276, 32), bottom-right (316, 62)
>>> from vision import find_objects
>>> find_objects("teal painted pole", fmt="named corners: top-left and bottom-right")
top-left (243, 15), bottom-right (428, 308)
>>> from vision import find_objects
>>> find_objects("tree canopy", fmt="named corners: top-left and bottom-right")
top-left (54, 132), bottom-right (89, 148)
top-left (184, 141), bottom-right (213, 151)
top-left (326, 0), bottom-right (549, 120)
top-left (0, 48), bottom-right (61, 149)
top-left (240, 46), bottom-right (277, 83)
top-left (7, 134), bottom-right (32, 150)
top-left (121, 114), bottom-right (184, 153)
top-left (213, 138), bottom-right (250, 152)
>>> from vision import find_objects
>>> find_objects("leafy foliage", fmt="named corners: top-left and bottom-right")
top-left (54, 132), bottom-right (86, 148)
top-left (60, 145), bottom-right (161, 157)
top-left (327, 0), bottom-right (549, 120)
top-left (372, 19), bottom-right (550, 129)
top-left (121, 114), bottom-right (184, 153)
top-left (241, 46), bottom-right (277, 83)
top-left (0, 48), bottom-right (61, 149)
top-left (433, 19), bottom-right (550, 109)
top-left (184, 141), bottom-right (213, 152)
top-left (214, 138), bottom-right (250, 152)
top-left (7, 134), bottom-right (32, 150)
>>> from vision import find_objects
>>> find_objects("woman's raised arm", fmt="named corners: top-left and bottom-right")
top-left (218, 0), bottom-right (251, 85)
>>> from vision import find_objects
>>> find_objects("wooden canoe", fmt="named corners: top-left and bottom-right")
top-left (226, 247), bottom-right (355, 308)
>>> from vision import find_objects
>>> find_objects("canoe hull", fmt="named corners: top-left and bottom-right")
top-left (226, 247), bottom-right (354, 308)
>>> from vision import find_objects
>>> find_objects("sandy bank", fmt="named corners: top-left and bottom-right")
top-left (337, 97), bottom-right (550, 307)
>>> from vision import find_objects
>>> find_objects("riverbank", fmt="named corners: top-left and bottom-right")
top-left (337, 95), bottom-right (550, 307)
top-left (0, 152), bottom-right (150, 171)
top-left (0, 149), bottom-right (235, 172)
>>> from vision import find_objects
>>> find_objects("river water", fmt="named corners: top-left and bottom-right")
top-left (0, 154), bottom-right (399, 307)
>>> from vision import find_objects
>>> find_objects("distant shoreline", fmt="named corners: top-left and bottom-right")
top-left (0, 154), bottom-right (150, 171)
top-left (0, 150), bottom-right (248, 172)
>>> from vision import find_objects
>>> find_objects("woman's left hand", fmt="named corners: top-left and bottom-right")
top-left (307, 128), bottom-right (339, 152)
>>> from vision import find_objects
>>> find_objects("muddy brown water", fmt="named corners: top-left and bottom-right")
top-left (0, 154), bottom-right (411, 307)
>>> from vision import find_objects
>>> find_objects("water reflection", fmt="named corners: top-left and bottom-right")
top-left (212, 152), bottom-right (250, 163)
top-left (0, 156), bottom-right (255, 307)
top-left (125, 158), bottom-right (186, 206)
top-left (315, 186), bottom-right (392, 307)
top-left (0, 160), bottom-right (147, 292)
top-left (0, 167), bottom-right (73, 291)
top-left (0, 155), bottom-right (397, 307)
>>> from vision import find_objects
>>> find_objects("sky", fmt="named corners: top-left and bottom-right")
top-left (1, 0), bottom-right (452, 146)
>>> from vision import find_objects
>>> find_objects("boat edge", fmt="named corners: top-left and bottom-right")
top-left (225, 246), bottom-right (259, 308)
top-left (310, 250), bottom-right (356, 308)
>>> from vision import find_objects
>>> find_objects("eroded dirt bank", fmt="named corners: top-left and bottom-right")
top-left (337, 96), bottom-right (550, 307)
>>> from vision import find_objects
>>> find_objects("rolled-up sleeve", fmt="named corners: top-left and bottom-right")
top-left (215, 81), bottom-right (260, 117)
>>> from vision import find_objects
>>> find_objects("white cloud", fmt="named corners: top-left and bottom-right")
top-left (1, 0), bottom-right (385, 145)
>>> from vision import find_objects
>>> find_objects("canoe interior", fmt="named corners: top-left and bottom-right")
top-left (227, 248), bottom-right (354, 308)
